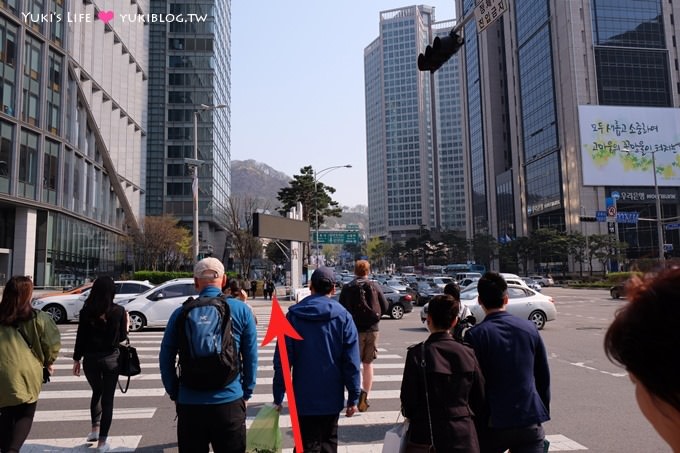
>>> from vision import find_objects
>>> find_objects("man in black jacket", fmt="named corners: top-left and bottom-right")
top-left (465, 272), bottom-right (550, 453)
top-left (338, 260), bottom-right (388, 412)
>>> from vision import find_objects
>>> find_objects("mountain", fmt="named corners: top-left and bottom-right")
top-left (230, 159), bottom-right (368, 228)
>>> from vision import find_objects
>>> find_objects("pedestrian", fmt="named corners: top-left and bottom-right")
top-left (250, 279), bottom-right (258, 299)
top-left (465, 271), bottom-right (550, 453)
top-left (72, 276), bottom-right (129, 452)
top-left (604, 267), bottom-right (680, 452)
top-left (265, 279), bottom-right (276, 300)
top-left (400, 294), bottom-right (486, 452)
top-left (273, 266), bottom-right (361, 452)
top-left (0, 276), bottom-right (61, 453)
top-left (338, 260), bottom-right (389, 412)
top-left (224, 278), bottom-right (257, 325)
top-left (159, 257), bottom-right (258, 453)
top-left (443, 282), bottom-right (474, 341)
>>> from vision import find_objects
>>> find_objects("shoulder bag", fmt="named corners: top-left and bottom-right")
top-left (15, 312), bottom-right (50, 383)
top-left (117, 338), bottom-right (141, 393)
top-left (404, 342), bottom-right (436, 453)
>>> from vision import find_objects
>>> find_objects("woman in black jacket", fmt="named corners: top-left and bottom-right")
top-left (72, 277), bottom-right (129, 453)
top-left (400, 295), bottom-right (486, 452)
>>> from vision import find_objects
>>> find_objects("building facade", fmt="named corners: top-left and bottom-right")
top-left (146, 0), bottom-right (231, 261)
top-left (457, 0), bottom-right (680, 269)
top-left (364, 5), bottom-right (467, 243)
top-left (0, 0), bottom-right (147, 286)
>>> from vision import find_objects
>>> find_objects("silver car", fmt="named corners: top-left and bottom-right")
top-left (459, 284), bottom-right (557, 330)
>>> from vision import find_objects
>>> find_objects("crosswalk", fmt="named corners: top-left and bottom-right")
top-left (22, 304), bottom-right (588, 452)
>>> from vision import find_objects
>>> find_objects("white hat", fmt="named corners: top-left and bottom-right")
top-left (193, 257), bottom-right (225, 279)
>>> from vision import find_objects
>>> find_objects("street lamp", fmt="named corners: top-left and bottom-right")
top-left (623, 149), bottom-right (665, 262)
top-left (191, 103), bottom-right (227, 263)
top-left (313, 164), bottom-right (352, 268)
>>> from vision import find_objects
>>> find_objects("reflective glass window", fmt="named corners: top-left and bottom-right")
top-left (18, 129), bottom-right (39, 199)
top-left (0, 18), bottom-right (18, 116)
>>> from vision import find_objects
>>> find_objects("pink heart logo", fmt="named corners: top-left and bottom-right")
top-left (98, 10), bottom-right (114, 24)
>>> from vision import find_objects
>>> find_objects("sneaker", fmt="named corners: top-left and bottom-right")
top-left (96, 443), bottom-right (110, 452)
top-left (86, 431), bottom-right (99, 442)
top-left (358, 390), bottom-right (370, 412)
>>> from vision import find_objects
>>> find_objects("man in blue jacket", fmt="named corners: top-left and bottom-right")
top-left (159, 257), bottom-right (258, 453)
top-left (465, 272), bottom-right (550, 453)
top-left (273, 266), bottom-right (361, 452)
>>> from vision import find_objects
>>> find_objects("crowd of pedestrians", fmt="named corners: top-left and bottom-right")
top-left (3, 259), bottom-right (680, 453)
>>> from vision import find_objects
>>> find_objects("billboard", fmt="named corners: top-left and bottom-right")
top-left (252, 213), bottom-right (310, 242)
top-left (578, 105), bottom-right (680, 186)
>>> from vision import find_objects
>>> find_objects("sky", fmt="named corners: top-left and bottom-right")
top-left (231, 1), bottom-right (456, 208)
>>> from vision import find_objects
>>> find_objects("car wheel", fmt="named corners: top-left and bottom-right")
top-left (611, 289), bottom-right (620, 299)
top-left (529, 310), bottom-right (547, 330)
top-left (390, 304), bottom-right (404, 320)
top-left (43, 304), bottom-right (67, 324)
top-left (129, 312), bottom-right (146, 332)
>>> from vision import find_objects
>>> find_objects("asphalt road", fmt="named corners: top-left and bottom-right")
top-left (23, 288), bottom-right (670, 452)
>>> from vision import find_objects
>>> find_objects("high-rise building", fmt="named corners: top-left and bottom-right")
top-left (146, 0), bottom-right (231, 260)
top-left (0, 0), bottom-right (147, 286)
top-left (457, 0), bottom-right (680, 269)
top-left (364, 6), bottom-right (467, 242)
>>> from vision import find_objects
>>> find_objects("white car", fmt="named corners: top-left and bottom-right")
top-left (32, 280), bottom-right (154, 324)
top-left (460, 284), bottom-right (556, 330)
top-left (530, 275), bottom-right (555, 287)
top-left (119, 278), bottom-right (199, 331)
top-left (427, 276), bottom-right (456, 290)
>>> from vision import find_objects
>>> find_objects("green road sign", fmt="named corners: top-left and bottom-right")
top-left (314, 230), bottom-right (361, 245)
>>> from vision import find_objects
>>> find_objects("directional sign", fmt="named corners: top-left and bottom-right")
top-left (596, 211), bottom-right (607, 222)
top-left (475, 0), bottom-right (508, 33)
top-left (616, 212), bottom-right (639, 224)
top-left (314, 230), bottom-right (361, 245)
top-left (665, 223), bottom-right (680, 231)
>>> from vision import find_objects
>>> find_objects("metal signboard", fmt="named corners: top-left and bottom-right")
top-left (315, 230), bottom-right (361, 245)
top-left (616, 212), bottom-right (639, 224)
top-left (475, 0), bottom-right (508, 33)
top-left (665, 223), bottom-right (680, 231)
top-left (596, 211), bottom-right (607, 222)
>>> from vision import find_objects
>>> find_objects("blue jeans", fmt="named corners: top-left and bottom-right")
top-left (83, 350), bottom-right (120, 440)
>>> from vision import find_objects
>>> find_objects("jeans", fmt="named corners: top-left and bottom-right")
top-left (480, 423), bottom-right (545, 453)
top-left (295, 414), bottom-right (340, 453)
top-left (83, 350), bottom-right (120, 440)
top-left (176, 399), bottom-right (246, 453)
top-left (0, 402), bottom-right (37, 453)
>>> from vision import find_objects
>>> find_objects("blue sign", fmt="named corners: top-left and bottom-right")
top-left (596, 211), bottom-right (607, 222)
top-left (665, 223), bottom-right (680, 231)
top-left (616, 212), bottom-right (639, 224)
top-left (611, 191), bottom-right (620, 200)
top-left (605, 197), bottom-right (614, 209)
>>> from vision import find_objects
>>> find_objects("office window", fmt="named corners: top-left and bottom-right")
top-left (0, 18), bottom-right (17, 116)
top-left (0, 0), bottom-right (18, 14)
top-left (0, 120), bottom-right (12, 193)
top-left (50, 0), bottom-right (64, 46)
top-left (43, 139), bottom-right (59, 204)
top-left (47, 50), bottom-right (62, 134)
top-left (24, 0), bottom-right (45, 34)
top-left (22, 35), bottom-right (42, 126)
top-left (18, 129), bottom-right (38, 199)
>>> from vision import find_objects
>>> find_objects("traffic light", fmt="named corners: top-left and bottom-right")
top-left (417, 30), bottom-right (464, 73)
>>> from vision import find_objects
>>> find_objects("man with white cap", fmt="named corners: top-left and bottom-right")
top-left (159, 257), bottom-right (258, 453)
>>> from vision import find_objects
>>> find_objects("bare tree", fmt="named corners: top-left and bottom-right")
top-left (225, 195), bottom-right (266, 279)
top-left (131, 216), bottom-right (192, 271)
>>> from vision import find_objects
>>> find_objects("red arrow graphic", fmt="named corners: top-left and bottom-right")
top-left (261, 295), bottom-right (304, 452)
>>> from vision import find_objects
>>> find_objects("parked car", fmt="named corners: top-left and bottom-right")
top-left (458, 277), bottom-right (480, 288)
top-left (455, 272), bottom-right (482, 283)
top-left (333, 284), bottom-right (413, 320)
top-left (33, 280), bottom-right (154, 324)
top-left (119, 278), bottom-right (199, 331)
top-left (530, 275), bottom-right (555, 287)
top-left (452, 284), bottom-right (556, 330)
top-left (521, 277), bottom-right (542, 292)
top-left (610, 283), bottom-right (626, 299)
top-left (426, 276), bottom-right (456, 290)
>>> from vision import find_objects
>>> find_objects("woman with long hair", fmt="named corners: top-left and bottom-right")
top-left (72, 276), bottom-right (129, 453)
top-left (0, 276), bottom-right (61, 453)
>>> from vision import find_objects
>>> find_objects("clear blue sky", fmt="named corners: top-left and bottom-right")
top-left (231, 2), bottom-right (456, 207)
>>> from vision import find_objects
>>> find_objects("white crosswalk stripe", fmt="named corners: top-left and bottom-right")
top-left (25, 304), bottom-right (587, 451)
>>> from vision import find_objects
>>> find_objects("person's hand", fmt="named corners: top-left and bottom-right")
top-left (47, 363), bottom-right (54, 377)
top-left (345, 405), bottom-right (357, 417)
top-left (273, 403), bottom-right (282, 412)
top-left (72, 360), bottom-right (81, 377)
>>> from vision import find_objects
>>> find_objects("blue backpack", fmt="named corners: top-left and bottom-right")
top-left (177, 295), bottom-right (239, 390)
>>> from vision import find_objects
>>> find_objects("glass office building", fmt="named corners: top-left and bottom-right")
top-left (457, 0), bottom-right (680, 268)
top-left (146, 0), bottom-right (231, 261)
top-left (364, 6), bottom-right (468, 242)
top-left (0, 0), bottom-right (147, 286)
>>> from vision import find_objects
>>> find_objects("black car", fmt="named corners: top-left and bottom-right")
top-left (610, 283), bottom-right (626, 299)
top-left (413, 281), bottom-right (443, 306)
top-left (333, 285), bottom-right (413, 320)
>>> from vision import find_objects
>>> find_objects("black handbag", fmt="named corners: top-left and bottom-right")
top-left (117, 339), bottom-right (141, 393)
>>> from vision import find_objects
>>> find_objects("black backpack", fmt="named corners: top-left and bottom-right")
top-left (177, 295), bottom-right (239, 390)
top-left (346, 281), bottom-right (381, 329)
